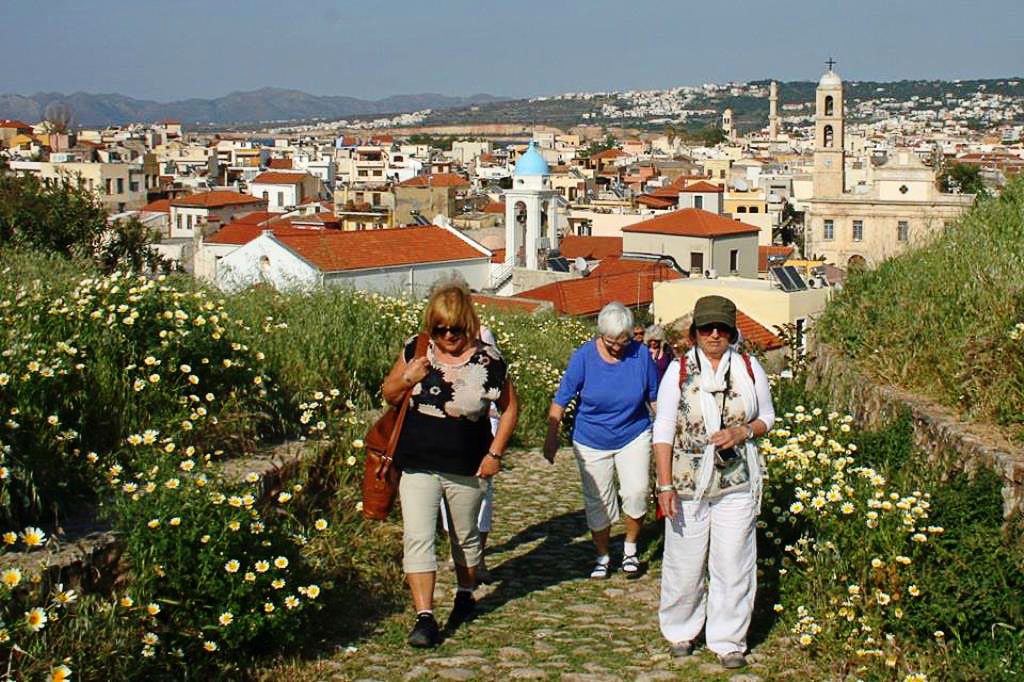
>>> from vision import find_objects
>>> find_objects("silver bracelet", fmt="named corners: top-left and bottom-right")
top-left (656, 483), bottom-right (675, 493)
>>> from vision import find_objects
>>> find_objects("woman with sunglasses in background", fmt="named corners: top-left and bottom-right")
top-left (543, 302), bottom-right (659, 580)
top-left (382, 280), bottom-right (519, 648)
top-left (651, 295), bottom-right (774, 670)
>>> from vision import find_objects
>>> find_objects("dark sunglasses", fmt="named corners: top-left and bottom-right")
top-left (697, 323), bottom-right (733, 336)
top-left (432, 325), bottom-right (465, 337)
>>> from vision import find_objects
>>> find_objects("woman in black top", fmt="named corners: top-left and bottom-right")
top-left (381, 281), bottom-right (518, 648)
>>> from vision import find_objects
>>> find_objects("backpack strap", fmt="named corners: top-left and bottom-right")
top-left (741, 352), bottom-right (754, 381)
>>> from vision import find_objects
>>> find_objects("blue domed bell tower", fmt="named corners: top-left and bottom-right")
top-left (504, 142), bottom-right (559, 269)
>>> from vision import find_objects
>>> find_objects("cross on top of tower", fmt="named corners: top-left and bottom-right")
top-left (825, 57), bottom-right (837, 71)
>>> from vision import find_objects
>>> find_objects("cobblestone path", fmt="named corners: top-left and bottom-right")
top-left (296, 448), bottom-right (803, 681)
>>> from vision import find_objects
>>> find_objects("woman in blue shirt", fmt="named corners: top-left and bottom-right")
top-left (543, 302), bottom-right (659, 579)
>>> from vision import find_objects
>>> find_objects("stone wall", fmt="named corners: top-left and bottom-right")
top-left (807, 340), bottom-right (1024, 520)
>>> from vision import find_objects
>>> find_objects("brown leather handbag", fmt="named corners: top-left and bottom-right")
top-left (361, 333), bottom-right (429, 520)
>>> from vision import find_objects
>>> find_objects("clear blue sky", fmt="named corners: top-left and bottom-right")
top-left (2, 0), bottom-right (1021, 101)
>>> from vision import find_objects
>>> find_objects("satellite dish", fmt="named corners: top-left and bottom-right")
top-left (574, 256), bottom-right (588, 273)
top-left (733, 178), bottom-right (748, 191)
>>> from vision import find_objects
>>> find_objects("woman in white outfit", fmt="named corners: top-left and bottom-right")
top-left (652, 295), bottom-right (775, 670)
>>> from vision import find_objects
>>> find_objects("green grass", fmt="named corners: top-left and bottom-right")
top-left (814, 176), bottom-right (1024, 441)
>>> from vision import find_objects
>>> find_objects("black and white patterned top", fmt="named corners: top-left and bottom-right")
top-left (393, 336), bottom-right (508, 476)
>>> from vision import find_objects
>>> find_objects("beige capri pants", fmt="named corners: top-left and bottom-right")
top-left (572, 428), bottom-right (652, 531)
top-left (399, 469), bottom-right (487, 574)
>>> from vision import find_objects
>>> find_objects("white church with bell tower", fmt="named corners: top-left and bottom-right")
top-left (805, 58), bottom-right (974, 269)
top-left (504, 142), bottom-right (560, 270)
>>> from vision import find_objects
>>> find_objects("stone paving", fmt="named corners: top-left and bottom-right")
top-left (305, 448), bottom-right (801, 681)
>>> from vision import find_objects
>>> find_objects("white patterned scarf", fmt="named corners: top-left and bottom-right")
top-left (690, 346), bottom-right (763, 507)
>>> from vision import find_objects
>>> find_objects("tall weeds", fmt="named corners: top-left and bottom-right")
top-left (815, 177), bottom-right (1024, 439)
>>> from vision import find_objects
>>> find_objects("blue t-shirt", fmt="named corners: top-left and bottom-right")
top-left (553, 339), bottom-right (659, 450)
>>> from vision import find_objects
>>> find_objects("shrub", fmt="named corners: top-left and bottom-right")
top-left (814, 176), bottom-right (1024, 440)
top-left (760, 381), bottom-right (1024, 680)
top-left (106, 441), bottom-right (321, 676)
top-left (0, 255), bottom-right (270, 526)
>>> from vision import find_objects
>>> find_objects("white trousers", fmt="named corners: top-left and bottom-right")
top-left (573, 429), bottom-right (651, 531)
top-left (659, 491), bottom-right (758, 655)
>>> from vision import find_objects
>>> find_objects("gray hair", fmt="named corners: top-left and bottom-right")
top-left (645, 324), bottom-right (666, 342)
top-left (597, 302), bottom-right (634, 338)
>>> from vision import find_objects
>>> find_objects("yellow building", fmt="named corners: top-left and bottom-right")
top-left (653, 276), bottom-right (831, 347)
top-left (805, 66), bottom-right (974, 268)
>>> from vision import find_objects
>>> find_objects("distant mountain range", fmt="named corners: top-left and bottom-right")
top-left (0, 88), bottom-right (508, 127)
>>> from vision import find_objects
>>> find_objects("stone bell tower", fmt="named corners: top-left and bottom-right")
top-left (813, 59), bottom-right (846, 198)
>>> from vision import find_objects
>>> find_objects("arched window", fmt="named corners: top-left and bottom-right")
top-left (749, 206), bottom-right (759, 213)
top-left (825, 95), bottom-right (834, 117)
top-left (823, 125), bottom-right (834, 148)
top-left (737, 206), bottom-right (747, 213)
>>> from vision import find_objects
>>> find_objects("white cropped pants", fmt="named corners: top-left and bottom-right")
top-left (572, 428), bottom-right (651, 531)
top-left (659, 490), bottom-right (758, 656)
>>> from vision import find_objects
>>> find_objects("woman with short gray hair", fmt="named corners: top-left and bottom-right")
top-left (543, 302), bottom-right (659, 579)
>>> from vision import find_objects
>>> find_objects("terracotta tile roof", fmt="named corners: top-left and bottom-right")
top-left (588, 256), bottom-right (678, 277)
top-left (622, 209), bottom-right (759, 238)
top-left (171, 191), bottom-right (266, 208)
top-left (267, 158), bottom-right (293, 169)
top-left (517, 262), bottom-right (682, 316)
top-left (158, 119), bottom-right (181, 125)
top-left (231, 211), bottom-right (280, 225)
top-left (591, 148), bottom-right (626, 160)
top-left (471, 294), bottom-right (545, 313)
top-left (397, 173), bottom-right (470, 188)
top-left (758, 246), bottom-right (794, 272)
top-left (644, 175), bottom-right (709, 197)
top-left (558, 236), bottom-right (623, 260)
top-left (482, 201), bottom-right (506, 214)
top-left (250, 171), bottom-right (307, 185)
top-left (636, 195), bottom-right (676, 209)
top-left (0, 120), bottom-right (33, 130)
top-left (490, 248), bottom-right (506, 264)
top-left (679, 181), bottom-right (723, 193)
top-left (206, 221), bottom-right (318, 245)
top-left (141, 199), bottom-right (171, 213)
top-left (736, 311), bottom-right (784, 351)
top-left (271, 226), bottom-right (488, 272)
top-left (370, 134), bottom-right (394, 145)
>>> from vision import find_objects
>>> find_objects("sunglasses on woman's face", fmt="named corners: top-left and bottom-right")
top-left (697, 323), bottom-right (732, 337)
top-left (432, 325), bottom-right (465, 338)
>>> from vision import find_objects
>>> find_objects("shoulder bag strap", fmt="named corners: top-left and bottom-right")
top-left (382, 333), bottom-right (430, 465)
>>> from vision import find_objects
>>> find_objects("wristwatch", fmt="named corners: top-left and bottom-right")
top-left (656, 483), bottom-right (675, 493)
top-left (745, 423), bottom-right (755, 441)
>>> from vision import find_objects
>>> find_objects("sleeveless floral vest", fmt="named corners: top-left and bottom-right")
top-left (672, 353), bottom-right (752, 500)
